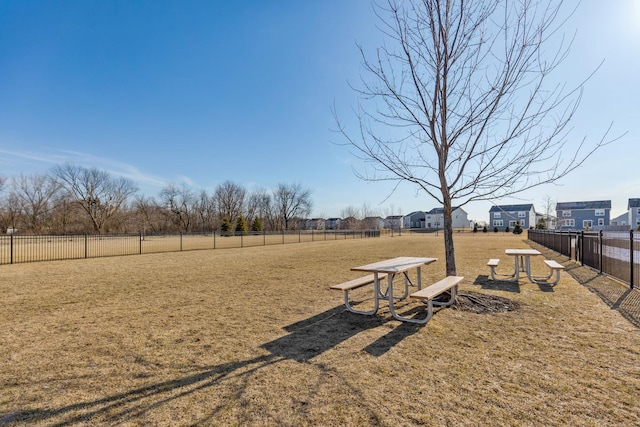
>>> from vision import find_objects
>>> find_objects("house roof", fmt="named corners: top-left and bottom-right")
top-left (489, 204), bottom-right (534, 213)
top-left (426, 207), bottom-right (464, 214)
top-left (556, 200), bottom-right (611, 210)
top-left (629, 198), bottom-right (640, 208)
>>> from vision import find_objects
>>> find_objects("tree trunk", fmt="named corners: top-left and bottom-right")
top-left (442, 198), bottom-right (457, 276)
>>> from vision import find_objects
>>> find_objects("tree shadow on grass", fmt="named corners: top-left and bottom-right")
top-left (1, 305), bottom-right (413, 426)
top-left (473, 274), bottom-right (521, 293)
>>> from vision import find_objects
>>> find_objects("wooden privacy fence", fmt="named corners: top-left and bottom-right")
top-left (0, 229), bottom-right (381, 265)
top-left (528, 229), bottom-right (639, 290)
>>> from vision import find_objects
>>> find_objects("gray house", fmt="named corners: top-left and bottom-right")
top-left (489, 204), bottom-right (536, 229)
top-left (403, 211), bottom-right (426, 229)
top-left (556, 200), bottom-right (611, 230)
top-left (629, 199), bottom-right (640, 229)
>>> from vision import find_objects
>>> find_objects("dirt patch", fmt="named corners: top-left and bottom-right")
top-left (454, 291), bottom-right (520, 313)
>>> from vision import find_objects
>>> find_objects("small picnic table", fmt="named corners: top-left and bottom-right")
top-left (351, 257), bottom-right (438, 322)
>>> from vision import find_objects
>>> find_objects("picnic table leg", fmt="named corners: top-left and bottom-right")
top-left (527, 257), bottom-right (554, 282)
top-left (342, 274), bottom-right (380, 315)
top-left (511, 256), bottom-right (520, 281)
top-left (387, 276), bottom-right (432, 325)
top-left (529, 265), bottom-right (562, 286)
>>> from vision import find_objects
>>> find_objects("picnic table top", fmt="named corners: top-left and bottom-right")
top-left (351, 256), bottom-right (437, 274)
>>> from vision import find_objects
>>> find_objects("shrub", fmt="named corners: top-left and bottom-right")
top-left (513, 222), bottom-right (523, 234)
top-left (483, 225), bottom-right (488, 233)
top-left (494, 226), bottom-right (499, 233)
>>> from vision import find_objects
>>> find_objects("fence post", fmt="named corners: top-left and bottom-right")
top-left (10, 234), bottom-right (13, 264)
top-left (263, 230), bottom-right (266, 246)
top-left (180, 233), bottom-right (183, 251)
top-left (630, 229), bottom-right (634, 290)
top-left (84, 234), bottom-right (88, 259)
top-left (139, 232), bottom-right (143, 255)
top-left (599, 229), bottom-right (603, 274)
top-left (580, 231), bottom-right (584, 265)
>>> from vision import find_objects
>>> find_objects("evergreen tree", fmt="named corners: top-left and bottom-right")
top-left (235, 215), bottom-right (248, 235)
top-left (220, 217), bottom-right (232, 236)
top-left (251, 216), bottom-right (263, 232)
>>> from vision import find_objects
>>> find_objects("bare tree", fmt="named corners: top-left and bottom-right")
top-left (193, 190), bottom-right (216, 232)
top-left (213, 181), bottom-right (246, 228)
top-left (9, 173), bottom-right (61, 233)
top-left (334, 0), bottom-right (617, 275)
top-left (542, 195), bottom-right (556, 229)
top-left (53, 164), bottom-right (138, 233)
top-left (341, 205), bottom-right (361, 220)
top-left (249, 188), bottom-right (280, 231)
top-left (159, 184), bottom-right (196, 232)
top-left (272, 183), bottom-right (312, 230)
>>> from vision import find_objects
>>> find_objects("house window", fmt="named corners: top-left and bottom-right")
top-left (494, 212), bottom-right (501, 218)
top-left (637, 208), bottom-right (640, 215)
top-left (518, 212), bottom-right (526, 218)
top-left (598, 218), bottom-right (604, 226)
top-left (563, 219), bottom-right (575, 227)
top-left (583, 220), bottom-right (593, 229)
top-left (509, 220), bottom-right (518, 227)
top-left (562, 210), bottom-right (571, 217)
top-left (595, 209), bottom-right (605, 216)
top-left (493, 220), bottom-right (503, 227)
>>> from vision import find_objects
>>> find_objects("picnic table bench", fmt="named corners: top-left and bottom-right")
top-left (330, 273), bottom-right (388, 315)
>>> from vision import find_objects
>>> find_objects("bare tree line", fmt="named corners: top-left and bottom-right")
top-left (0, 164), bottom-right (315, 235)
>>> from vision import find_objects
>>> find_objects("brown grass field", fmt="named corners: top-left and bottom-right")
top-left (1, 233), bottom-right (639, 426)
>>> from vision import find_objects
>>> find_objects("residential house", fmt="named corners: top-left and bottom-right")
top-left (555, 200), bottom-right (611, 230)
top-left (305, 218), bottom-right (325, 230)
top-left (403, 211), bottom-right (426, 229)
top-left (362, 216), bottom-right (384, 230)
top-left (629, 198), bottom-right (640, 229)
top-left (383, 215), bottom-right (403, 230)
top-left (403, 207), bottom-right (469, 230)
top-left (340, 216), bottom-right (360, 230)
top-left (325, 218), bottom-right (341, 230)
top-left (535, 212), bottom-right (557, 229)
top-left (489, 204), bottom-right (536, 230)
top-left (425, 207), bottom-right (469, 229)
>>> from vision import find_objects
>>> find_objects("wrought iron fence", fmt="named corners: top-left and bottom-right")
top-left (0, 229), bottom-right (381, 265)
top-left (528, 229), bottom-right (638, 289)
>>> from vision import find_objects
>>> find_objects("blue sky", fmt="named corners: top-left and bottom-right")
top-left (0, 0), bottom-right (638, 222)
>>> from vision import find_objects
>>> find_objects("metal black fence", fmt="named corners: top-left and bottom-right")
top-left (528, 229), bottom-right (639, 289)
top-left (0, 229), bottom-right (381, 265)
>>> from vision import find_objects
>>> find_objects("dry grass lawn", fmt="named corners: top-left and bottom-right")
top-left (1, 233), bottom-right (639, 426)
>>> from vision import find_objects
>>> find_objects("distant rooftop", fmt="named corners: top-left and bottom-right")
top-left (556, 200), bottom-right (611, 210)
top-left (489, 204), bottom-right (534, 212)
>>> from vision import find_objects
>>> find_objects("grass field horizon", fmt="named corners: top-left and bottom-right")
top-left (1, 233), bottom-right (639, 426)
